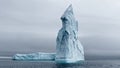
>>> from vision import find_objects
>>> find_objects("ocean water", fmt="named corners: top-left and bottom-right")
top-left (0, 59), bottom-right (120, 68)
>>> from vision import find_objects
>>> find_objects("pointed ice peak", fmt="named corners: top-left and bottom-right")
top-left (61, 4), bottom-right (73, 19)
top-left (64, 4), bottom-right (73, 14)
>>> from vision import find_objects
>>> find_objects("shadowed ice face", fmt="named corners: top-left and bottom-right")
top-left (61, 17), bottom-right (69, 28)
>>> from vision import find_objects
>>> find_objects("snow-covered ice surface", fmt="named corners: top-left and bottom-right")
top-left (12, 5), bottom-right (84, 63)
top-left (13, 52), bottom-right (55, 61)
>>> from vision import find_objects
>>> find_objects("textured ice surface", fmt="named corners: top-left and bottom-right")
top-left (13, 5), bottom-right (84, 63)
top-left (13, 52), bottom-right (55, 61)
top-left (55, 5), bottom-right (84, 63)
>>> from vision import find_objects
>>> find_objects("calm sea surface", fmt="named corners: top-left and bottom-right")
top-left (0, 59), bottom-right (120, 68)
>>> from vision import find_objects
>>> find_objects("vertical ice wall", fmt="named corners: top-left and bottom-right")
top-left (55, 5), bottom-right (84, 63)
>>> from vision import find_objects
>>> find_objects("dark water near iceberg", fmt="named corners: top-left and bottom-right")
top-left (0, 59), bottom-right (120, 68)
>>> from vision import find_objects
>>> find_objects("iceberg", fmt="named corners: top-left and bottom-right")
top-left (12, 4), bottom-right (84, 63)
top-left (55, 5), bottom-right (84, 63)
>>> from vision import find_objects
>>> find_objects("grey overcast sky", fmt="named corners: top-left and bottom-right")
top-left (0, 0), bottom-right (120, 57)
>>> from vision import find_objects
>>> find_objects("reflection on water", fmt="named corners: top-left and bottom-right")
top-left (56, 62), bottom-right (84, 68)
top-left (0, 60), bottom-right (120, 68)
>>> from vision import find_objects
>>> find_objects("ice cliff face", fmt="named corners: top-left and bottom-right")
top-left (13, 5), bottom-right (84, 63)
top-left (55, 5), bottom-right (84, 63)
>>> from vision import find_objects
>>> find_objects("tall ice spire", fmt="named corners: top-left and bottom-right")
top-left (55, 5), bottom-right (84, 63)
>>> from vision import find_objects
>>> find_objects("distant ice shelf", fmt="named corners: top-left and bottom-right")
top-left (0, 56), bottom-right (12, 60)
